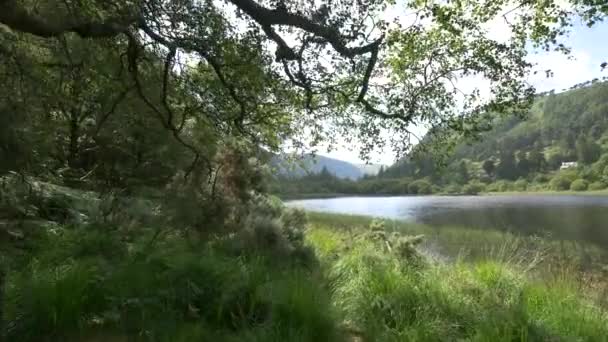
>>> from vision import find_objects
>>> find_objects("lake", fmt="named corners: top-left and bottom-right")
top-left (287, 195), bottom-right (608, 247)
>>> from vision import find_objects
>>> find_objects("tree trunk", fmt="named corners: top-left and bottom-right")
top-left (68, 115), bottom-right (80, 168)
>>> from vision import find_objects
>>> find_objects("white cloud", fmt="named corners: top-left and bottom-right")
top-left (527, 50), bottom-right (599, 92)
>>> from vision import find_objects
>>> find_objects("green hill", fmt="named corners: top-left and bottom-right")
top-left (378, 80), bottom-right (608, 193)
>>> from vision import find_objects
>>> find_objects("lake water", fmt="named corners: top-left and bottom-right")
top-left (287, 195), bottom-right (608, 247)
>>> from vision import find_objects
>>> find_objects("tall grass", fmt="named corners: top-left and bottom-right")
top-left (307, 222), bottom-right (608, 341)
top-left (4, 209), bottom-right (608, 341)
top-left (4, 227), bottom-right (342, 342)
top-left (308, 212), bottom-right (608, 271)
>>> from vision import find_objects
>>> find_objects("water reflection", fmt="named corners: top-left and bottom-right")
top-left (287, 195), bottom-right (608, 248)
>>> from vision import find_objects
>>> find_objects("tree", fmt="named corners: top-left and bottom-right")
top-left (575, 136), bottom-right (601, 164)
top-left (1, 0), bottom-right (605, 166)
top-left (319, 166), bottom-right (333, 181)
top-left (516, 151), bottom-right (531, 177)
top-left (497, 152), bottom-right (518, 180)
top-left (528, 149), bottom-right (546, 172)
top-left (378, 165), bottom-right (385, 178)
top-left (482, 159), bottom-right (496, 177)
top-left (457, 161), bottom-right (470, 185)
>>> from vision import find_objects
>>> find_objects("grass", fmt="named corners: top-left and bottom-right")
top-left (3, 225), bottom-right (342, 342)
top-left (4, 208), bottom-right (608, 341)
top-left (484, 189), bottom-right (608, 196)
top-left (307, 212), bottom-right (608, 266)
top-left (306, 215), bottom-right (608, 341)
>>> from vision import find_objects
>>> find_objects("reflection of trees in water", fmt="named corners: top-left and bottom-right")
top-left (420, 206), bottom-right (608, 248)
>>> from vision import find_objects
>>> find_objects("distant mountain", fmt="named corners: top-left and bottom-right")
top-left (273, 154), bottom-right (366, 180)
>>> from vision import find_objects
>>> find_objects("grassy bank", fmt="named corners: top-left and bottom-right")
top-left (484, 189), bottom-right (608, 196)
top-left (307, 213), bottom-right (608, 340)
top-left (280, 189), bottom-right (608, 200)
top-left (4, 203), bottom-right (608, 341)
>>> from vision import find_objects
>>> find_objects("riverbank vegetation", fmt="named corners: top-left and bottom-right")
top-left (4, 183), bottom-right (608, 341)
top-left (307, 213), bottom-right (608, 340)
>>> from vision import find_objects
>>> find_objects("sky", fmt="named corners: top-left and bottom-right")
top-left (318, 20), bottom-right (608, 166)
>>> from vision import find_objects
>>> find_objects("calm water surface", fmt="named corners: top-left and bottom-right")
top-left (287, 195), bottom-right (608, 247)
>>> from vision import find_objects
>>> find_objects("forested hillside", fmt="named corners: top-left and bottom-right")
top-left (379, 80), bottom-right (608, 193)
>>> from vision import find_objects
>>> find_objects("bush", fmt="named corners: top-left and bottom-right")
top-left (486, 180), bottom-right (512, 192)
top-left (550, 175), bottom-right (573, 191)
top-left (589, 181), bottom-right (607, 191)
top-left (570, 179), bottom-right (588, 191)
top-left (7, 228), bottom-right (336, 342)
top-left (408, 180), bottom-right (432, 195)
top-left (462, 182), bottom-right (486, 195)
top-left (513, 179), bottom-right (528, 191)
top-left (444, 184), bottom-right (462, 194)
top-left (533, 174), bottom-right (550, 183)
top-left (550, 177), bottom-right (571, 191)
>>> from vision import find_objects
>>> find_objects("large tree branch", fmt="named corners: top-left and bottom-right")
top-left (228, 0), bottom-right (380, 57)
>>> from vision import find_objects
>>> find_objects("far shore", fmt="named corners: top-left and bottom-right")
top-left (279, 189), bottom-right (608, 200)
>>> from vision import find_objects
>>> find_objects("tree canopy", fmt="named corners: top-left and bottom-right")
top-left (2, 0), bottom-right (607, 169)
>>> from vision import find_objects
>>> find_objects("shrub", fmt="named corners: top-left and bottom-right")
top-left (486, 180), bottom-right (512, 192)
top-left (444, 184), bottom-right (462, 194)
top-left (462, 182), bottom-right (486, 195)
top-left (570, 179), bottom-right (588, 191)
top-left (6, 261), bottom-right (107, 341)
top-left (408, 180), bottom-right (432, 195)
top-left (550, 176), bottom-right (572, 191)
top-left (589, 181), bottom-right (607, 191)
top-left (533, 174), bottom-right (550, 183)
top-left (514, 179), bottom-right (528, 191)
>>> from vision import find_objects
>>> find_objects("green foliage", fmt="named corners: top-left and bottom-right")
top-left (550, 171), bottom-right (578, 191)
top-left (496, 152), bottom-right (519, 180)
top-left (307, 216), bottom-right (608, 341)
top-left (408, 180), bottom-right (432, 195)
top-left (589, 181), bottom-right (607, 191)
top-left (570, 179), bottom-right (589, 191)
top-left (4, 196), bottom-right (339, 341)
top-left (444, 184), bottom-right (462, 194)
top-left (358, 82), bottom-right (608, 195)
top-left (533, 174), bottom-right (550, 183)
top-left (462, 182), bottom-right (486, 195)
top-left (486, 180), bottom-right (514, 192)
top-left (513, 178), bottom-right (528, 191)
top-left (482, 159), bottom-right (496, 177)
top-left (550, 177), bottom-right (572, 191)
top-left (576, 136), bottom-right (602, 164)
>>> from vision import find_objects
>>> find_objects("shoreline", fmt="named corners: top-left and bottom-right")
top-left (279, 189), bottom-right (608, 200)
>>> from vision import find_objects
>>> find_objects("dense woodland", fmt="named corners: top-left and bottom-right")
top-left (275, 81), bottom-right (608, 196)
top-left (2, 0), bottom-right (608, 340)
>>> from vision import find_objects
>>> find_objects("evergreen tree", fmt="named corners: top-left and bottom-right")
top-left (516, 151), bottom-right (532, 177)
top-left (497, 152), bottom-right (518, 180)
top-left (528, 149), bottom-right (546, 172)
top-left (482, 159), bottom-right (496, 177)
top-left (457, 160), bottom-right (470, 185)
top-left (576, 136), bottom-right (601, 164)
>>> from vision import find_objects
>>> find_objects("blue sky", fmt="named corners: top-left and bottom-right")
top-left (528, 20), bottom-right (608, 93)
top-left (322, 20), bottom-right (608, 165)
